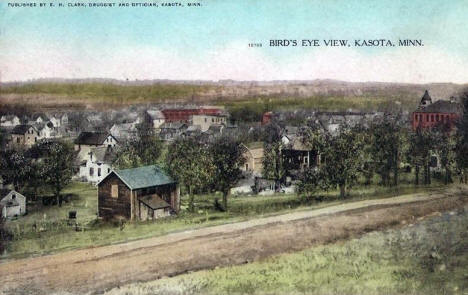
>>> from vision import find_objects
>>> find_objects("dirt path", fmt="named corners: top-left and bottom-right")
top-left (1, 186), bottom-right (467, 295)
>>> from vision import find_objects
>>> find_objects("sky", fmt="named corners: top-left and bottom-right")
top-left (0, 0), bottom-right (467, 83)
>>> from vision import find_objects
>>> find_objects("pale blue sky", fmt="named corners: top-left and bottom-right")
top-left (1, 0), bottom-right (467, 82)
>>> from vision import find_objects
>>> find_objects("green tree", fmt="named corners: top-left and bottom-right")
top-left (456, 92), bottom-right (468, 183)
top-left (114, 122), bottom-right (164, 169)
top-left (407, 128), bottom-right (436, 185)
top-left (369, 117), bottom-right (406, 186)
top-left (262, 123), bottom-right (285, 191)
top-left (166, 137), bottom-right (214, 212)
top-left (320, 126), bottom-right (366, 198)
top-left (40, 141), bottom-right (75, 206)
top-left (209, 136), bottom-right (245, 211)
top-left (297, 166), bottom-right (328, 197)
top-left (0, 149), bottom-right (31, 191)
top-left (433, 124), bottom-right (456, 185)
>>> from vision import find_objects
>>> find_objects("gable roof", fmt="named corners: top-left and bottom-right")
top-left (74, 132), bottom-right (116, 145)
top-left (99, 165), bottom-right (176, 190)
top-left (11, 125), bottom-right (35, 135)
top-left (416, 100), bottom-right (462, 114)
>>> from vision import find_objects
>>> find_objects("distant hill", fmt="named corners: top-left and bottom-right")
top-left (0, 79), bottom-right (466, 112)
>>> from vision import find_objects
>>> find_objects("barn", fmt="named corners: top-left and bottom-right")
top-left (97, 165), bottom-right (179, 221)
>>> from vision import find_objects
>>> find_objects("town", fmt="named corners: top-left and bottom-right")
top-left (0, 87), bottom-right (467, 294)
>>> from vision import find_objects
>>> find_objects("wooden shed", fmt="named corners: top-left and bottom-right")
top-left (97, 165), bottom-right (179, 221)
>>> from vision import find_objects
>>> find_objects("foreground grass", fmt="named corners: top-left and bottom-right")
top-left (1, 180), bottom-right (445, 259)
top-left (105, 206), bottom-right (468, 295)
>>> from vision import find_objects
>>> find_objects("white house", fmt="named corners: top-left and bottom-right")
top-left (37, 121), bottom-right (57, 139)
top-left (0, 115), bottom-right (20, 127)
top-left (78, 146), bottom-right (115, 183)
top-left (49, 116), bottom-right (62, 128)
top-left (191, 114), bottom-right (227, 132)
top-left (146, 109), bottom-right (166, 129)
top-left (0, 189), bottom-right (26, 218)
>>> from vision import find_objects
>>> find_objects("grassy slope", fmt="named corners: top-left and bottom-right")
top-left (0, 82), bottom-right (419, 114)
top-left (105, 206), bottom-right (468, 295)
top-left (0, 83), bottom-right (215, 104)
top-left (2, 179), bottom-right (444, 259)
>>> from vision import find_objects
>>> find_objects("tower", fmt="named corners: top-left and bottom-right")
top-left (420, 90), bottom-right (432, 107)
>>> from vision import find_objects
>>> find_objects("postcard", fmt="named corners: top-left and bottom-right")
top-left (0, 1), bottom-right (467, 294)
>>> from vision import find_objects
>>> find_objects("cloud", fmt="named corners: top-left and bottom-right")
top-left (1, 40), bottom-right (467, 83)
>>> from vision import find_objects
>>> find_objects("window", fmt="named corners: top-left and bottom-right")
top-left (245, 163), bottom-right (249, 170)
top-left (111, 185), bottom-right (118, 198)
top-left (436, 114), bottom-right (439, 121)
top-left (204, 118), bottom-right (207, 122)
top-left (431, 115), bottom-right (434, 122)
top-left (89, 167), bottom-right (94, 176)
top-left (98, 168), bottom-right (101, 177)
top-left (17, 137), bottom-right (20, 143)
top-left (35, 137), bottom-right (37, 142)
top-left (108, 168), bottom-right (110, 173)
top-left (426, 114), bottom-right (429, 121)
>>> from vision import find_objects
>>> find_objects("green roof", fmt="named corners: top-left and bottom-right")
top-left (113, 165), bottom-right (176, 190)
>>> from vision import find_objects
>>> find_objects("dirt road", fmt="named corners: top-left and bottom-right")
top-left (1, 186), bottom-right (467, 295)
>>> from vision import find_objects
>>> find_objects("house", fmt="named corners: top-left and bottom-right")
top-left (0, 189), bottom-right (26, 218)
top-left (159, 122), bottom-right (187, 141)
top-left (0, 115), bottom-right (20, 127)
top-left (191, 114), bottom-right (227, 132)
top-left (97, 165), bottom-right (180, 221)
top-left (30, 113), bottom-right (48, 125)
top-left (37, 121), bottom-right (57, 139)
top-left (9, 125), bottom-right (40, 147)
top-left (183, 125), bottom-right (202, 137)
top-left (74, 132), bottom-right (118, 160)
top-left (240, 142), bottom-right (264, 175)
top-left (79, 146), bottom-right (116, 183)
top-left (412, 90), bottom-right (462, 130)
top-left (205, 124), bottom-right (224, 136)
top-left (110, 123), bottom-right (137, 141)
top-left (49, 115), bottom-right (62, 128)
top-left (146, 109), bottom-right (166, 129)
top-left (282, 136), bottom-right (319, 176)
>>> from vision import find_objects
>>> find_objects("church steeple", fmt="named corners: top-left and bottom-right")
top-left (420, 90), bottom-right (432, 107)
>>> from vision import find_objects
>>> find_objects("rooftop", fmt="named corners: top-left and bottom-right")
top-left (75, 132), bottom-right (113, 145)
top-left (416, 100), bottom-right (462, 114)
top-left (11, 125), bottom-right (34, 135)
top-left (110, 165), bottom-right (176, 190)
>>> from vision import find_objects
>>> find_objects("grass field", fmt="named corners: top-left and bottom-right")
top-left (1, 180), bottom-right (445, 259)
top-left (0, 82), bottom-right (215, 104)
top-left (105, 204), bottom-right (468, 295)
top-left (0, 82), bottom-right (420, 117)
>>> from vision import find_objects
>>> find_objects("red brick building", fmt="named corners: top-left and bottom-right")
top-left (161, 107), bottom-right (223, 123)
top-left (412, 90), bottom-right (462, 130)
